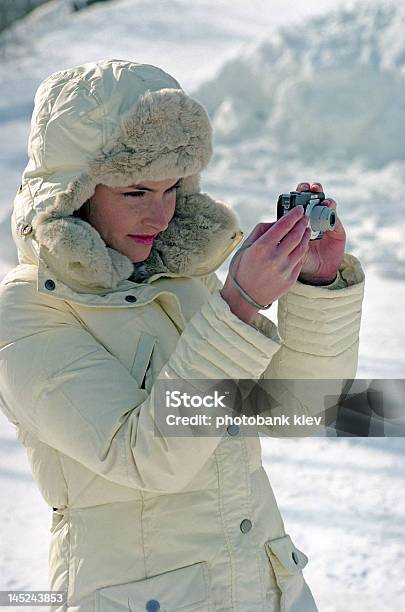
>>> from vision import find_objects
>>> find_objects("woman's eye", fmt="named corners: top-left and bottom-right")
top-left (123, 191), bottom-right (146, 198)
top-left (123, 185), bottom-right (179, 198)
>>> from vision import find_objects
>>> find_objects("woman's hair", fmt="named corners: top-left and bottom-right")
top-left (73, 199), bottom-right (91, 222)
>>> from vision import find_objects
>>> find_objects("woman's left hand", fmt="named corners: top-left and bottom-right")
top-left (296, 181), bottom-right (346, 284)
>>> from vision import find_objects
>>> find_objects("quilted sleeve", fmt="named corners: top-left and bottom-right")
top-left (200, 253), bottom-right (365, 437)
top-left (0, 279), bottom-right (280, 494)
top-left (254, 253), bottom-right (365, 436)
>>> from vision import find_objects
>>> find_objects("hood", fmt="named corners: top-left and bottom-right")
top-left (11, 59), bottom-right (244, 294)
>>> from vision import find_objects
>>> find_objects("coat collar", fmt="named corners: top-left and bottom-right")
top-left (4, 221), bottom-right (244, 309)
top-left (13, 180), bottom-right (245, 302)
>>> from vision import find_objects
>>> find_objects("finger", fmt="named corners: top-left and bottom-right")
top-left (323, 198), bottom-right (337, 209)
top-left (287, 229), bottom-right (311, 269)
top-left (310, 182), bottom-right (323, 192)
top-left (244, 221), bottom-right (276, 247)
top-left (277, 220), bottom-right (310, 257)
top-left (296, 182), bottom-right (310, 192)
top-left (261, 206), bottom-right (305, 246)
top-left (290, 255), bottom-right (306, 283)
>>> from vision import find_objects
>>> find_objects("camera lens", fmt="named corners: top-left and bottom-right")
top-left (310, 206), bottom-right (337, 232)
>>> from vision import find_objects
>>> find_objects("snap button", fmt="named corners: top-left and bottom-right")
top-left (227, 424), bottom-right (240, 436)
top-left (17, 222), bottom-right (33, 236)
top-left (292, 551), bottom-right (299, 565)
top-left (44, 279), bottom-right (56, 291)
top-left (145, 600), bottom-right (160, 612)
top-left (240, 518), bottom-right (252, 533)
top-left (125, 294), bottom-right (137, 303)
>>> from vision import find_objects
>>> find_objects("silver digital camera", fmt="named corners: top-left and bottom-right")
top-left (277, 190), bottom-right (336, 240)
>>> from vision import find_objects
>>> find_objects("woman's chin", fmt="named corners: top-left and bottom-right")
top-left (105, 235), bottom-right (155, 262)
top-left (126, 242), bottom-right (153, 263)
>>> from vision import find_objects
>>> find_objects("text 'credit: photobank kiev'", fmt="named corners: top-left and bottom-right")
top-left (165, 414), bottom-right (323, 427)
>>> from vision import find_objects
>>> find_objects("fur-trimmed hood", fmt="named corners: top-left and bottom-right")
top-left (11, 59), bottom-right (244, 294)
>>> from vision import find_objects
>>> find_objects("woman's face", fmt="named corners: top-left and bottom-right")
top-left (84, 177), bottom-right (180, 262)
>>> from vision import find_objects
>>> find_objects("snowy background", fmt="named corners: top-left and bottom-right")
top-left (0, 0), bottom-right (404, 610)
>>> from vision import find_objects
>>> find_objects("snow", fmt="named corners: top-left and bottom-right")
top-left (259, 435), bottom-right (405, 611)
top-left (196, 1), bottom-right (405, 169)
top-left (0, 0), bottom-right (404, 610)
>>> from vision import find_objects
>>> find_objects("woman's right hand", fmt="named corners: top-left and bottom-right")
top-left (220, 206), bottom-right (311, 324)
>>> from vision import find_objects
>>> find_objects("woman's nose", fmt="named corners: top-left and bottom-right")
top-left (145, 200), bottom-right (170, 232)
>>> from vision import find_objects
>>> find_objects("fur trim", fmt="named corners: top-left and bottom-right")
top-left (30, 173), bottom-right (133, 290)
top-left (91, 88), bottom-right (213, 186)
top-left (130, 190), bottom-right (242, 283)
top-left (30, 172), bottom-right (241, 290)
top-left (16, 61), bottom-right (242, 292)
top-left (339, 253), bottom-right (365, 286)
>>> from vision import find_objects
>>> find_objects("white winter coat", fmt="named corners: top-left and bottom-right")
top-left (0, 59), bottom-right (365, 611)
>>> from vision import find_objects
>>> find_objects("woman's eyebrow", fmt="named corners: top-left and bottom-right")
top-left (126, 179), bottom-right (181, 191)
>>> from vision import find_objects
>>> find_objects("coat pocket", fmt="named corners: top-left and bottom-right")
top-left (95, 560), bottom-right (213, 611)
top-left (264, 534), bottom-right (318, 612)
top-left (131, 332), bottom-right (157, 390)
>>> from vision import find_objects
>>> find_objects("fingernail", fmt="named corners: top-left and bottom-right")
top-left (301, 183), bottom-right (309, 189)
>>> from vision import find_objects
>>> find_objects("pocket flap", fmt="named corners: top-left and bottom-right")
top-left (131, 332), bottom-right (157, 388)
top-left (265, 534), bottom-right (308, 573)
top-left (95, 561), bottom-right (210, 611)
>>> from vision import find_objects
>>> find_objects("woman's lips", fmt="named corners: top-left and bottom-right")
top-left (128, 234), bottom-right (157, 245)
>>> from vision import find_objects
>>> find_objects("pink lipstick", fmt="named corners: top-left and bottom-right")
top-left (128, 234), bottom-right (157, 245)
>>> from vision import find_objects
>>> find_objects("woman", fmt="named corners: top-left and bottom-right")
top-left (0, 59), bottom-right (365, 611)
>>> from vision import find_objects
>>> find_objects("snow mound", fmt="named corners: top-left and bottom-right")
top-left (193, 1), bottom-right (405, 169)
